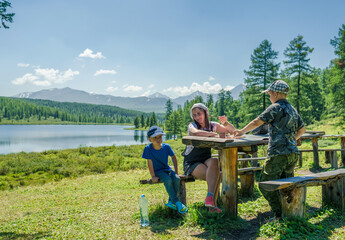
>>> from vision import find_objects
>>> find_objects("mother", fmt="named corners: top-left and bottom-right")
top-left (183, 103), bottom-right (235, 213)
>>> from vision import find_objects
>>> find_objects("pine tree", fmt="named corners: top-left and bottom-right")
top-left (0, 0), bottom-right (15, 29)
top-left (140, 114), bottom-right (145, 128)
top-left (283, 35), bottom-right (314, 113)
top-left (134, 115), bottom-right (140, 128)
top-left (165, 99), bottom-right (173, 121)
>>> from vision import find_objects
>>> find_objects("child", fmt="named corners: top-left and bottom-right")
top-left (234, 80), bottom-right (306, 217)
top-left (183, 103), bottom-right (235, 213)
top-left (142, 126), bottom-right (188, 214)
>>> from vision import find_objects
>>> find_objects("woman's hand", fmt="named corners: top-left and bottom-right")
top-left (234, 129), bottom-right (244, 137)
top-left (218, 115), bottom-right (228, 125)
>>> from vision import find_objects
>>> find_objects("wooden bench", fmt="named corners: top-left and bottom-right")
top-left (140, 175), bottom-right (196, 205)
top-left (238, 166), bottom-right (263, 197)
top-left (299, 148), bottom-right (345, 169)
top-left (259, 169), bottom-right (345, 218)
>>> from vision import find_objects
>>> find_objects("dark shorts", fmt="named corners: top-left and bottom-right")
top-left (183, 147), bottom-right (211, 176)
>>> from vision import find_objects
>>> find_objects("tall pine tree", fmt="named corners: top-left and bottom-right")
top-left (283, 35), bottom-right (314, 113)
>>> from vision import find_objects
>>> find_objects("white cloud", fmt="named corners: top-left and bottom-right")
top-left (209, 76), bottom-right (215, 81)
top-left (123, 85), bottom-right (142, 92)
top-left (35, 68), bottom-right (79, 84)
top-left (163, 81), bottom-right (223, 97)
top-left (12, 67), bottom-right (79, 86)
top-left (224, 85), bottom-right (235, 91)
top-left (17, 63), bottom-right (30, 67)
top-left (12, 73), bottom-right (38, 85)
top-left (78, 48), bottom-right (105, 59)
top-left (94, 69), bottom-right (117, 76)
top-left (141, 90), bottom-right (152, 96)
top-left (106, 86), bottom-right (119, 92)
top-left (148, 84), bottom-right (155, 89)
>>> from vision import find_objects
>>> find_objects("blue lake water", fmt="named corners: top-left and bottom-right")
top-left (0, 125), bottom-right (154, 155)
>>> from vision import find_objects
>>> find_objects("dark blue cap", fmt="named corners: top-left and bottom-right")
top-left (147, 126), bottom-right (165, 138)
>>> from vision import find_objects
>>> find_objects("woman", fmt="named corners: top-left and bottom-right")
top-left (183, 103), bottom-right (235, 213)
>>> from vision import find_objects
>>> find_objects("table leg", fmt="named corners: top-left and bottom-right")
top-left (220, 147), bottom-right (238, 216)
top-left (312, 137), bottom-right (320, 168)
top-left (341, 137), bottom-right (345, 166)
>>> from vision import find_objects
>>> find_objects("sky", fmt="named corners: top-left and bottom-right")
top-left (1, 0), bottom-right (345, 98)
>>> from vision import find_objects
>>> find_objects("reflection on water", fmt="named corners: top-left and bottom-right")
top-left (0, 125), bottom-right (151, 155)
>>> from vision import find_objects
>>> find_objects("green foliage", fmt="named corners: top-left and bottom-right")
top-left (0, 0), bottom-right (14, 29)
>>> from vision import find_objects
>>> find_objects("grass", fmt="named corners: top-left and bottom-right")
top-left (0, 118), bottom-right (345, 239)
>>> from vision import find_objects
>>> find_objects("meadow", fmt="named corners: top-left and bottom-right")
top-left (0, 118), bottom-right (345, 239)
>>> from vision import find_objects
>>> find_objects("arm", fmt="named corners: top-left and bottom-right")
top-left (234, 117), bottom-right (265, 136)
top-left (171, 155), bottom-right (179, 175)
top-left (218, 115), bottom-right (236, 134)
top-left (147, 159), bottom-right (159, 183)
top-left (189, 125), bottom-right (218, 137)
top-left (296, 126), bottom-right (306, 140)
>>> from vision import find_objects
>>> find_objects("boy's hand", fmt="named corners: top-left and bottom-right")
top-left (218, 115), bottom-right (228, 125)
top-left (151, 176), bottom-right (159, 183)
top-left (178, 174), bottom-right (184, 178)
top-left (234, 129), bottom-right (244, 136)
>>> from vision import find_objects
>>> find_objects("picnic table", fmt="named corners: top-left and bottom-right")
top-left (182, 134), bottom-right (268, 216)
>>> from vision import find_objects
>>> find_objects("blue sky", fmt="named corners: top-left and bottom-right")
top-left (1, 0), bottom-right (345, 98)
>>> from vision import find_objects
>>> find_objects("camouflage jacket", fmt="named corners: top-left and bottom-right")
top-left (259, 99), bottom-right (304, 157)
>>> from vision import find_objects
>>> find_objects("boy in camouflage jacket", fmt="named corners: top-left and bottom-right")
top-left (234, 80), bottom-right (306, 217)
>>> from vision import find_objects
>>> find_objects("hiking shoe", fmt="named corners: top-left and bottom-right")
top-left (175, 201), bottom-right (188, 214)
top-left (209, 207), bottom-right (222, 213)
top-left (204, 195), bottom-right (215, 207)
top-left (165, 201), bottom-right (177, 210)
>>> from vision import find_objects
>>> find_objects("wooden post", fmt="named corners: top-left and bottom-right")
top-left (221, 147), bottom-right (238, 216)
top-left (280, 187), bottom-right (306, 218)
top-left (178, 180), bottom-right (187, 205)
top-left (312, 137), bottom-right (320, 168)
top-left (239, 173), bottom-right (254, 197)
top-left (341, 137), bottom-right (345, 166)
top-left (325, 151), bottom-right (331, 164)
top-left (322, 177), bottom-right (345, 211)
top-left (330, 151), bottom-right (338, 169)
top-left (251, 152), bottom-right (259, 167)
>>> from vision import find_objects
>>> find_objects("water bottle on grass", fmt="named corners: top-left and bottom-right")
top-left (139, 194), bottom-right (149, 227)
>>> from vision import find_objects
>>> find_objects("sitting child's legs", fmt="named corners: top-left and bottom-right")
top-left (156, 171), bottom-right (179, 204)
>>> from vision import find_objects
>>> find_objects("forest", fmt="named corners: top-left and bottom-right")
top-left (163, 24), bottom-right (345, 135)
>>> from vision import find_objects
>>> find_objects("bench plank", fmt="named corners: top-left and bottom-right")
top-left (139, 175), bottom-right (195, 184)
top-left (259, 169), bottom-right (345, 192)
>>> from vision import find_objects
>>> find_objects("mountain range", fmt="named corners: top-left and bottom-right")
top-left (13, 84), bottom-right (245, 113)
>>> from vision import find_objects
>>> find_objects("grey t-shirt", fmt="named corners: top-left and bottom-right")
top-left (259, 99), bottom-right (304, 157)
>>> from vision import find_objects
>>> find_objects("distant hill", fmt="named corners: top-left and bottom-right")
top-left (13, 84), bottom-right (245, 113)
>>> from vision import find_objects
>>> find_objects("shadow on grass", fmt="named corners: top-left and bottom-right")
top-left (0, 232), bottom-right (51, 239)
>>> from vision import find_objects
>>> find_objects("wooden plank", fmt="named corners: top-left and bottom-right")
top-left (139, 175), bottom-right (195, 184)
top-left (322, 134), bottom-right (345, 138)
top-left (220, 148), bottom-right (238, 216)
top-left (300, 133), bottom-right (324, 139)
top-left (306, 131), bottom-right (326, 134)
top-left (182, 135), bottom-right (268, 149)
top-left (299, 149), bottom-right (345, 152)
top-left (238, 157), bottom-right (267, 162)
top-left (238, 167), bottom-right (262, 174)
top-left (259, 169), bottom-right (345, 191)
top-left (240, 174), bottom-right (254, 197)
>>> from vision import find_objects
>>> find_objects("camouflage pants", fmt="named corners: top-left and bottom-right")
top-left (259, 153), bottom-right (299, 216)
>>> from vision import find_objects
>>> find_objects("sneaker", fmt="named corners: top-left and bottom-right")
top-left (204, 195), bottom-right (215, 207)
top-left (175, 201), bottom-right (188, 214)
top-left (165, 201), bottom-right (177, 210)
top-left (209, 207), bottom-right (222, 213)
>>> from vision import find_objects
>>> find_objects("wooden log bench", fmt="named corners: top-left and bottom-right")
top-left (299, 149), bottom-right (345, 169)
top-left (139, 175), bottom-right (196, 205)
top-left (238, 166), bottom-right (263, 197)
top-left (259, 169), bottom-right (345, 218)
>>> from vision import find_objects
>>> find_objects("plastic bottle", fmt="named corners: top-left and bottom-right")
top-left (139, 194), bottom-right (149, 227)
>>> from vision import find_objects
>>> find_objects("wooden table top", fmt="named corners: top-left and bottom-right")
top-left (182, 134), bottom-right (269, 148)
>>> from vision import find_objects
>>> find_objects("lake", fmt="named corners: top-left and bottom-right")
top-left (0, 125), bottom-right (153, 155)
